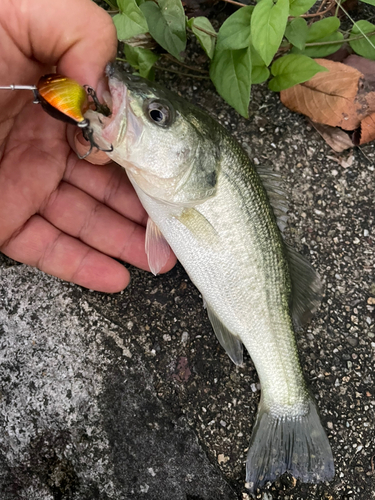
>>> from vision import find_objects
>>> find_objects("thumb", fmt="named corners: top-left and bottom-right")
top-left (3, 0), bottom-right (117, 89)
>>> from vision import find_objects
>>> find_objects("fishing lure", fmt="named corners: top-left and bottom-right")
top-left (0, 74), bottom-right (113, 159)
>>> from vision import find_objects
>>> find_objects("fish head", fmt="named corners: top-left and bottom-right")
top-left (85, 63), bottom-right (220, 205)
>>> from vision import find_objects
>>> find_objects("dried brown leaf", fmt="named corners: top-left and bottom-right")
top-left (308, 119), bottom-right (354, 152)
top-left (359, 112), bottom-right (375, 145)
top-left (325, 46), bottom-right (351, 63)
top-left (280, 59), bottom-right (364, 130)
top-left (343, 54), bottom-right (375, 85)
top-left (326, 154), bottom-right (354, 168)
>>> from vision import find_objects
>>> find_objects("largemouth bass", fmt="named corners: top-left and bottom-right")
top-left (86, 63), bottom-right (335, 494)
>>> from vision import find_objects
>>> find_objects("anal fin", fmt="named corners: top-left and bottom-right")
top-left (145, 218), bottom-right (171, 276)
top-left (206, 304), bottom-right (243, 366)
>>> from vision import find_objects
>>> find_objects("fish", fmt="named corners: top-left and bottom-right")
top-left (85, 63), bottom-right (335, 494)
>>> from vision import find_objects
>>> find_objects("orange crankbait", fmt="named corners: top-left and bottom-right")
top-left (0, 74), bottom-right (112, 159)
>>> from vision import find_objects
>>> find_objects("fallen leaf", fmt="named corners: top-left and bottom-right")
top-left (281, 56), bottom-right (375, 148)
top-left (308, 119), bottom-right (354, 152)
top-left (325, 45), bottom-right (351, 62)
top-left (280, 59), bottom-right (367, 130)
top-left (336, 0), bottom-right (359, 17)
top-left (326, 154), bottom-right (354, 168)
top-left (343, 54), bottom-right (375, 85)
top-left (359, 112), bottom-right (375, 144)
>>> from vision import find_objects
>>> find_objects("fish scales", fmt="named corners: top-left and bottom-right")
top-left (86, 63), bottom-right (335, 495)
top-left (139, 132), bottom-right (307, 410)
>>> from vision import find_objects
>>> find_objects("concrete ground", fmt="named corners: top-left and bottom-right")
top-left (0, 50), bottom-right (374, 499)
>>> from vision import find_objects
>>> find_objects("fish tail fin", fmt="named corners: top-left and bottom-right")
top-left (245, 398), bottom-right (334, 495)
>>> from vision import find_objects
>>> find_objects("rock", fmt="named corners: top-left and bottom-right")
top-left (0, 264), bottom-right (237, 500)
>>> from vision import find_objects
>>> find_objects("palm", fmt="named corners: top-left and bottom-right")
top-left (0, 100), bottom-right (173, 292)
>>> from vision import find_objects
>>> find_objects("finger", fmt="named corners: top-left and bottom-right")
top-left (1, 215), bottom-right (130, 293)
top-left (10, 0), bottom-right (117, 89)
top-left (64, 152), bottom-right (148, 226)
top-left (40, 181), bottom-right (151, 272)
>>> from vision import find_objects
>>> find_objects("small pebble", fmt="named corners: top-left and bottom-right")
top-left (181, 332), bottom-right (189, 344)
top-left (217, 454), bottom-right (229, 464)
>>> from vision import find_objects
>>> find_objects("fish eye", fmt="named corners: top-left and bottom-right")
top-left (145, 99), bottom-right (174, 128)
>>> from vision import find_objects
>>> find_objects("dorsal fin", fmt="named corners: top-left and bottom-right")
top-left (256, 166), bottom-right (289, 232)
top-left (256, 165), bottom-right (322, 326)
top-left (285, 244), bottom-right (323, 329)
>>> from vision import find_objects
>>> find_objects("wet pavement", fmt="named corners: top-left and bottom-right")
top-left (0, 57), bottom-right (374, 500)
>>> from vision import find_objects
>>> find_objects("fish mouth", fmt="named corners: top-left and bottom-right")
top-left (87, 63), bottom-right (146, 157)
top-left (105, 62), bottom-right (154, 96)
top-left (84, 64), bottom-right (131, 152)
top-left (101, 66), bottom-right (129, 147)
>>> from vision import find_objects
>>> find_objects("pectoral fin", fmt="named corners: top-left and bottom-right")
top-left (176, 208), bottom-right (220, 248)
top-left (206, 304), bottom-right (243, 366)
top-left (145, 218), bottom-right (171, 276)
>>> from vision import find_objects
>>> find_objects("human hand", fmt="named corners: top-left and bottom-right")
top-left (0, 0), bottom-right (176, 293)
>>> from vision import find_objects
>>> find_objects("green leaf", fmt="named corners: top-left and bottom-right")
top-left (140, 0), bottom-right (187, 61)
top-left (291, 17), bottom-right (343, 57)
top-left (188, 17), bottom-right (216, 59)
top-left (250, 45), bottom-right (269, 83)
top-left (113, 0), bottom-right (149, 40)
top-left (252, 65), bottom-right (270, 84)
top-left (289, 0), bottom-right (316, 16)
top-left (216, 6), bottom-right (254, 50)
top-left (124, 45), bottom-right (160, 79)
top-left (210, 47), bottom-right (252, 117)
top-left (268, 54), bottom-right (327, 91)
top-left (285, 18), bottom-right (308, 50)
top-left (350, 20), bottom-right (375, 60)
top-left (306, 16), bottom-right (340, 42)
top-left (359, 0), bottom-right (375, 4)
top-left (251, 0), bottom-right (289, 66)
top-left (302, 31), bottom-right (344, 57)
